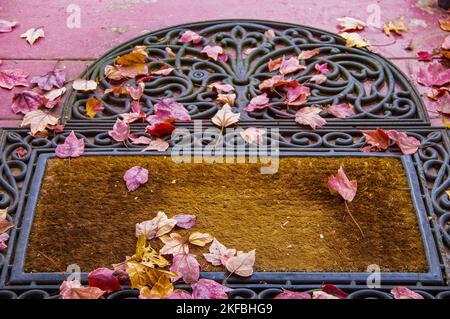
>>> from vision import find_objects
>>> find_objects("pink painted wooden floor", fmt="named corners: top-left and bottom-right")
top-left (0, 0), bottom-right (448, 127)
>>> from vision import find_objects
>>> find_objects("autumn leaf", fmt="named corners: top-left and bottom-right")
top-left (55, 131), bottom-right (85, 159)
top-left (298, 48), bottom-right (320, 60)
top-left (244, 93), bottom-right (270, 112)
top-left (108, 118), bottom-right (130, 142)
top-left (142, 138), bottom-right (170, 152)
top-left (159, 233), bottom-right (189, 255)
top-left (240, 127), bottom-right (265, 145)
top-left (134, 235), bottom-right (170, 268)
top-left (154, 98), bottom-right (191, 121)
top-left (59, 280), bottom-right (105, 299)
top-left (391, 287), bottom-right (423, 299)
top-left (188, 232), bottom-right (213, 247)
top-left (0, 209), bottom-right (13, 250)
top-left (20, 110), bottom-right (59, 136)
top-left (339, 32), bottom-right (370, 48)
top-left (387, 130), bottom-right (421, 155)
top-left (417, 51), bottom-right (433, 62)
top-left (43, 87), bottom-right (66, 101)
top-left (72, 79), bottom-right (97, 92)
top-left (88, 268), bottom-right (122, 293)
top-left (258, 75), bottom-right (289, 90)
top-left (166, 289), bottom-right (193, 299)
top-left (201, 45), bottom-right (228, 62)
top-left (203, 239), bottom-right (237, 266)
top-left (361, 128), bottom-right (390, 151)
top-left (315, 63), bottom-right (329, 74)
top-left (327, 103), bottom-right (355, 118)
top-left (139, 273), bottom-right (174, 299)
top-left (165, 47), bottom-right (176, 57)
top-left (11, 90), bottom-right (42, 114)
top-left (105, 64), bottom-right (148, 80)
top-left (284, 80), bottom-right (310, 106)
top-left (274, 289), bottom-right (311, 299)
top-left (208, 81), bottom-right (234, 94)
top-left (136, 211), bottom-right (177, 240)
top-left (279, 56), bottom-right (306, 75)
top-left (416, 62), bottom-right (450, 87)
top-left (268, 58), bottom-right (282, 72)
top-left (0, 69), bottom-right (29, 89)
top-left (309, 74), bottom-right (327, 84)
top-left (312, 291), bottom-right (339, 299)
top-left (216, 93), bottom-right (236, 106)
top-left (31, 69), bottom-right (66, 91)
top-left (295, 106), bottom-right (326, 129)
top-left (327, 166), bottom-right (357, 202)
top-left (383, 17), bottom-right (406, 36)
top-left (150, 65), bottom-right (174, 76)
top-left (146, 117), bottom-right (176, 138)
top-left (212, 104), bottom-right (240, 129)
top-left (191, 279), bottom-right (232, 299)
top-left (225, 250), bottom-right (255, 277)
top-left (337, 17), bottom-right (366, 32)
top-left (125, 82), bottom-right (145, 100)
top-left (20, 27), bottom-right (45, 45)
top-left (439, 16), bottom-right (450, 31)
top-left (123, 166), bottom-right (148, 191)
top-left (0, 19), bottom-right (17, 33)
top-left (179, 30), bottom-right (203, 44)
top-left (264, 29), bottom-right (275, 39)
top-left (322, 284), bottom-right (349, 299)
top-left (15, 147), bottom-right (28, 158)
top-left (85, 97), bottom-right (104, 118)
top-left (173, 214), bottom-right (197, 229)
top-left (116, 45), bottom-right (148, 66)
top-left (170, 253), bottom-right (200, 284)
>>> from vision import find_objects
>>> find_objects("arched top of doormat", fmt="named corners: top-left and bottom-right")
top-left (62, 19), bottom-right (428, 126)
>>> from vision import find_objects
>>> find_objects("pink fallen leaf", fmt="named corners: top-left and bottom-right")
top-left (391, 287), bottom-right (424, 299)
top-left (72, 79), bottom-right (97, 92)
top-left (442, 35), bottom-right (450, 50)
top-left (173, 214), bottom-right (197, 229)
top-left (146, 117), bottom-right (176, 137)
top-left (298, 48), bottom-right (320, 60)
top-left (55, 131), bottom-right (85, 158)
top-left (208, 81), bottom-right (234, 94)
top-left (0, 19), bottom-right (17, 33)
top-left (150, 66), bottom-right (174, 76)
top-left (31, 69), bottom-right (66, 91)
top-left (309, 74), bottom-right (327, 84)
top-left (123, 166), bottom-right (148, 191)
top-left (279, 56), bottom-right (306, 75)
top-left (135, 211), bottom-right (177, 240)
top-left (142, 138), bottom-right (170, 152)
top-left (0, 69), bottom-right (29, 90)
top-left (225, 250), bottom-right (255, 277)
top-left (11, 90), bottom-right (42, 114)
top-left (191, 279), bottom-right (232, 299)
top-left (203, 239), bottom-right (237, 266)
top-left (327, 166), bottom-right (357, 202)
top-left (417, 51), bottom-right (433, 62)
top-left (337, 17), bottom-right (366, 32)
top-left (170, 253), bottom-right (200, 284)
top-left (43, 87), bottom-right (66, 101)
top-left (129, 134), bottom-right (152, 145)
top-left (258, 75), bottom-right (289, 91)
top-left (59, 279), bottom-right (105, 299)
top-left (315, 63), bottom-right (329, 74)
top-left (15, 146), bottom-right (28, 158)
top-left (20, 27), bottom-right (45, 45)
top-left (108, 119), bottom-right (130, 142)
top-left (0, 209), bottom-right (14, 235)
top-left (268, 58), bottom-right (282, 72)
top-left (189, 232), bottom-right (213, 247)
top-left (212, 104), bottom-right (240, 128)
top-left (244, 93), bottom-right (270, 112)
top-left (104, 64), bottom-right (149, 80)
top-left (216, 93), bottom-right (236, 106)
top-left (166, 290), bottom-right (193, 299)
top-left (312, 291), bottom-right (339, 299)
top-left (387, 130), bottom-right (420, 155)
top-left (125, 82), bottom-right (145, 100)
top-left (361, 128), bottom-right (390, 151)
top-left (88, 268), bottom-right (122, 293)
top-left (165, 47), bottom-right (176, 57)
top-left (240, 127), bottom-right (265, 144)
top-left (201, 45), bottom-right (228, 62)
top-left (417, 62), bottom-right (450, 87)
top-left (327, 103), bottom-right (355, 118)
top-left (264, 29), bottom-right (275, 39)
top-left (154, 98), bottom-right (191, 121)
top-left (274, 289), bottom-right (311, 299)
top-left (0, 233), bottom-right (9, 250)
top-left (295, 106), bottom-right (326, 129)
top-left (160, 233), bottom-right (189, 255)
top-left (20, 110), bottom-right (59, 136)
top-left (179, 30), bottom-right (203, 44)
top-left (285, 80), bottom-right (310, 106)
top-left (322, 284), bottom-right (349, 299)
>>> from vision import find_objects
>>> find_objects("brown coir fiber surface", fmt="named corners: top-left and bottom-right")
top-left (25, 156), bottom-right (427, 273)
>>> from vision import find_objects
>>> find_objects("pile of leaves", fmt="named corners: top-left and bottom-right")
top-left (59, 211), bottom-right (256, 299)
top-left (0, 209), bottom-right (14, 250)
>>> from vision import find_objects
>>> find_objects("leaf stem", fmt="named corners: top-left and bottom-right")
top-left (344, 200), bottom-right (364, 238)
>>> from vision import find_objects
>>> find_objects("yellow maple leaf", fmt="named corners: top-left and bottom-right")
top-left (149, 273), bottom-right (174, 299)
top-left (383, 17), bottom-right (406, 36)
top-left (446, 190), bottom-right (450, 199)
top-left (116, 46), bottom-right (148, 66)
top-left (339, 32), bottom-right (370, 48)
top-left (135, 235), bottom-right (170, 268)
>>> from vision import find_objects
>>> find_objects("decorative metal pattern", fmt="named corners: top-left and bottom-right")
top-left (62, 20), bottom-right (429, 126)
